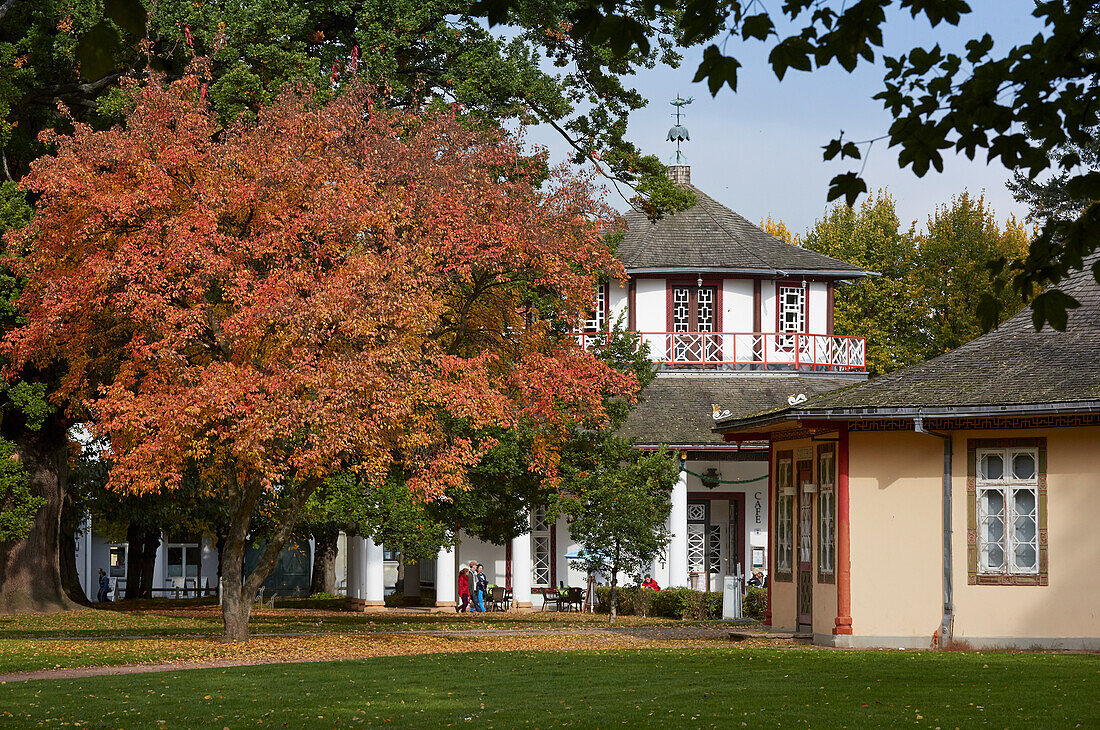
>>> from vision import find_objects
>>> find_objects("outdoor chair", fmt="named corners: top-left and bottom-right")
top-left (564, 586), bottom-right (584, 612)
top-left (540, 589), bottom-right (560, 611)
top-left (489, 586), bottom-right (508, 612)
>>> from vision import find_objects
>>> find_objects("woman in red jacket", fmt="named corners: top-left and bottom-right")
top-left (457, 567), bottom-right (471, 612)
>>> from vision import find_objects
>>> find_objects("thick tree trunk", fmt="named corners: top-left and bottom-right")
top-left (138, 529), bottom-right (159, 598)
top-left (59, 493), bottom-right (89, 604)
top-left (219, 533), bottom-right (252, 642)
top-left (123, 522), bottom-right (143, 600)
top-left (0, 423), bottom-right (78, 613)
top-left (309, 528), bottom-right (338, 596)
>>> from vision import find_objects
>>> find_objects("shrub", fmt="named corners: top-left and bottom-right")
top-left (634, 587), bottom-right (656, 617)
top-left (594, 585), bottom-right (640, 615)
top-left (744, 587), bottom-right (768, 620)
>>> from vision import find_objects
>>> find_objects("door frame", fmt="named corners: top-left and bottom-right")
top-left (796, 458), bottom-right (814, 631)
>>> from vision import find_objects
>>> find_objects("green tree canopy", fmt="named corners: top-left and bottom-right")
top-left (802, 190), bottom-right (1029, 375)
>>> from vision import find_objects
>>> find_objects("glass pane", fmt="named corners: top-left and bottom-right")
top-left (980, 454), bottom-right (1003, 480)
top-left (1014, 515), bottom-right (1037, 543)
top-left (984, 516), bottom-right (1004, 543)
top-left (1014, 543), bottom-right (1037, 570)
top-left (168, 546), bottom-right (183, 566)
top-left (1013, 490), bottom-right (1036, 516)
top-left (1012, 453), bottom-right (1036, 480)
top-left (983, 489), bottom-right (1004, 516)
top-left (186, 546), bottom-right (200, 566)
top-left (984, 544), bottom-right (1005, 569)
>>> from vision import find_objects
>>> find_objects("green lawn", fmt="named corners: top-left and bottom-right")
top-left (0, 601), bottom-right (712, 640)
top-left (1, 648), bottom-right (1095, 728)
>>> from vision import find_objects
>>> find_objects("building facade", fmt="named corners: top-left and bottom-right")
top-left (346, 164), bottom-right (870, 609)
top-left (714, 258), bottom-right (1100, 649)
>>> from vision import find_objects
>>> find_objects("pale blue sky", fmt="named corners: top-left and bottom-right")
top-left (523, 2), bottom-right (1047, 235)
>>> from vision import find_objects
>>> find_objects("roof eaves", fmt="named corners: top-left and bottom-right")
top-left (714, 400), bottom-right (1100, 434)
top-left (624, 267), bottom-right (869, 278)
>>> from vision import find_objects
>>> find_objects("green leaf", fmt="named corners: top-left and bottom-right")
top-left (826, 172), bottom-right (868, 206)
top-left (1030, 288), bottom-right (1080, 332)
top-left (741, 13), bottom-right (774, 41)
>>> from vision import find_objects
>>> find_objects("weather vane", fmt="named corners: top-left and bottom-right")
top-left (667, 95), bottom-right (693, 164)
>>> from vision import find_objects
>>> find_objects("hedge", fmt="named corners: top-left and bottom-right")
top-left (594, 586), bottom-right (725, 619)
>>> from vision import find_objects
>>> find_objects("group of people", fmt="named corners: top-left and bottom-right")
top-left (457, 560), bottom-right (489, 612)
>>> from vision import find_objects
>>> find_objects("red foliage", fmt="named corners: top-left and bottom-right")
top-left (7, 72), bottom-right (633, 500)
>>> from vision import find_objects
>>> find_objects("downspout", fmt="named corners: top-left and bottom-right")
top-left (914, 415), bottom-right (954, 645)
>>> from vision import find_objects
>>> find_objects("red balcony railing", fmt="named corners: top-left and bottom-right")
top-left (575, 331), bottom-right (866, 371)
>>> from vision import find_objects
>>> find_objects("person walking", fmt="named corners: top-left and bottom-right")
top-left (97, 568), bottom-right (110, 602)
top-left (474, 563), bottom-right (489, 613)
top-left (457, 567), bottom-right (471, 613)
top-left (467, 561), bottom-right (482, 613)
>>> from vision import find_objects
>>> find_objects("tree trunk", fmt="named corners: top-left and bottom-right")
top-left (123, 521), bottom-right (143, 600)
top-left (59, 492), bottom-right (89, 604)
top-left (0, 422), bottom-right (78, 613)
top-left (138, 529), bottom-right (159, 598)
top-left (219, 533), bottom-right (253, 643)
top-left (218, 476), bottom-right (319, 642)
top-left (309, 528), bottom-right (338, 596)
top-left (609, 574), bottom-right (618, 626)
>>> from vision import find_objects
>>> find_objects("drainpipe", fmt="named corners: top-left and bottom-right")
top-left (914, 415), bottom-right (954, 646)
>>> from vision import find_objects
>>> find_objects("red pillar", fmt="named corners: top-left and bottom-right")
top-left (834, 423), bottom-right (853, 635)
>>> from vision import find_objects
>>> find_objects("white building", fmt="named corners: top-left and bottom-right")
top-left (346, 163), bottom-right (870, 610)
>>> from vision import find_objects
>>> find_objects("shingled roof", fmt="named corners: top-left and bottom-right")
top-left (715, 259), bottom-right (1100, 427)
top-left (622, 375), bottom-right (865, 446)
top-left (618, 184), bottom-right (866, 276)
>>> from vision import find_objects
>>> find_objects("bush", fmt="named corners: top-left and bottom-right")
top-left (594, 585), bottom-right (641, 615)
top-left (744, 587), bottom-right (768, 620)
top-left (596, 586), bottom-right (725, 619)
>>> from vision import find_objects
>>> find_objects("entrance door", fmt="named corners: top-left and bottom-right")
top-left (796, 462), bottom-right (813, 631)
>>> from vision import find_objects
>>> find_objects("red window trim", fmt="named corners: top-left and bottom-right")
top-left (665, 278), bottom-right (724, 332)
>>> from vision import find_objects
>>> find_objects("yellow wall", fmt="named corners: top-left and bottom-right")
top-left (849, 426), bottom-right (1100, 644)
top-left (848, 431), bottom-right (942, 639)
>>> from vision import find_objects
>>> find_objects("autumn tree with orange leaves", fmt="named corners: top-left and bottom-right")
top-left (6, 67), bottom-right (634, 641)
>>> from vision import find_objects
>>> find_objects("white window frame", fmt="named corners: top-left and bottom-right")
top-left (975, 447), bottom-right (1040, 576)
top-left (108, 544), bottom-right (127, 578)
top-left (775, 457), bottom-right (794, 577)
top-left (166, 542), bottom-right (201, 582)
top-left (531, 508), bottom-right (552, 588)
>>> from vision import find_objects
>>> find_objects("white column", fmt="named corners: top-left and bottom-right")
top-left (364, 536), bottom-right (385, 608)
top-left (435, 543), bottom-right (457, 608)
top-left (511, 531), bottom-right (533, 609)
top-left (667, 466), bottom-right (689, 587)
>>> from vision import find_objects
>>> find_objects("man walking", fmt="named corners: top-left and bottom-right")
top-left (97, 568), bottom-right (110, 602)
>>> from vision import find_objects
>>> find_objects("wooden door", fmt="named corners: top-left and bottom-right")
top-left (796, 462), bottom-right (813, 631)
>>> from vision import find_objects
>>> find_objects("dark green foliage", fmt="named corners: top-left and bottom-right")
top-left (0, 0), bottom-right (702, 212)
top-left (594, 585), bottom-right (723, 619)
top-left (0, 437), bottom-right (38, 542)
top-left (743, 586), bottom-right (767, 620)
